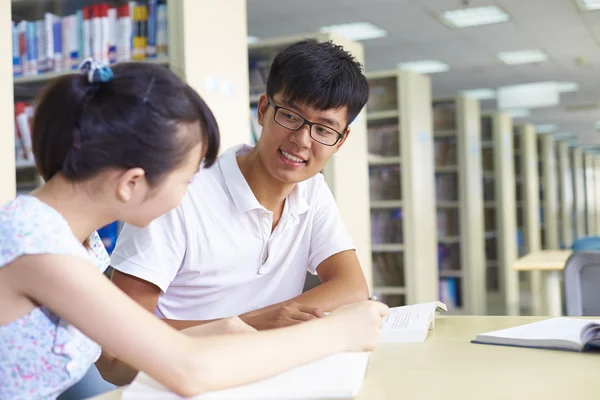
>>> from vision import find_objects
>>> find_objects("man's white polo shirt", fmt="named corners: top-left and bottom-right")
top-left (110, 144), bottom-right (355, 320)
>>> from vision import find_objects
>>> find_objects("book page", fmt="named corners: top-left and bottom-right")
top-left (476, 318), bottom-right (600, 346)
top-left (380, 301), bottom-right (447, 343)
top-left (122, 352), bottom-right (370, 400)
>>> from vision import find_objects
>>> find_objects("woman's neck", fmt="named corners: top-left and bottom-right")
top-left (30, 175), bottom-right (117, 243)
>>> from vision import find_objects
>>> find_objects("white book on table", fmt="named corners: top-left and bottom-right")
top-left (472, 317), bottom-right (600, 352)
top-left (122, 352), bottom-right (370, 400)
top-left (380, 301), bottom-right (448, 343)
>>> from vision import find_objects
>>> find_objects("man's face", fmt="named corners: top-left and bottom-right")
top-left (256, 92), bottom-right (350, 185)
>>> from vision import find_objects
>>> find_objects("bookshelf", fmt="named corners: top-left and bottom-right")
top-left (480, 112), bottom-right (519, 315)
top-left (365, 69), bottom-right (438, 307)
top-left (584, 152), bottom-right (597, 235)
top-left (513, 123), bottom-right (542, 315)
top-left (5, 0), bottom-right (250, 201)
top-left (572, 147), bottom-right (586, 239)
top-left (248, 32), bottom-right (373, 289)
top-left (432, 96), bottom-right (486, 314)
top-left (538, 135), bottom-right (559, 249)
top-left (556, 141), bottom-right (574, 248)
top-left (1, 1), bottom-right (15, 204)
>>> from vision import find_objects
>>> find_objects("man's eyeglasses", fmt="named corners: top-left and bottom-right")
top-left (267, 97), bottom-right (344, 146)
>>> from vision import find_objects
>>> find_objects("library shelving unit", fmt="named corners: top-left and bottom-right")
top-left (556, 141), bottom-right (574, 248)
top-left (572, 147), bottom-right (587, 239)
top-left (513, 123), bottom-right (542, 315)
top-left (5, 0), bottom-right (251, 204)
top-left (364, 69), bottom-right (438, 307)
top-left (431, 95), bottom-right (486, 314)
top-left (480, 112), bottom-right (519, 315)
top-left (584, 152), bottom-right (597, 235)
top-left (1, 1), bottom-right (15, 204)
top-left (248, 32), bottom-right (373, 289)
top-left (538, 135), bottom-right (559, 249)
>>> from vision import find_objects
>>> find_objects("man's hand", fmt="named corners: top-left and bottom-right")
top-left (239, 302), bottom-right (324, 330)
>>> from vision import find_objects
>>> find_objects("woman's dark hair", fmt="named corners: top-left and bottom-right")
top-left (266, 39), bottom-right (369, 127)
top-left (32, 62), bottom-right (220, 186)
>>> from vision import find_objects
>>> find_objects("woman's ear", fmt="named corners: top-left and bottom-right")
top-left (116, 168), bottom-right (146, 203)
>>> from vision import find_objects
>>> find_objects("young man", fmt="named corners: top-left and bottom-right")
top-left (109, 39), bottom-right (370, 331)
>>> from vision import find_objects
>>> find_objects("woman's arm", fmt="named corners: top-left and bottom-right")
top-left (96, 316), bottom-right (257, 385)
top-left (7, 254), bottom-right (387, 397)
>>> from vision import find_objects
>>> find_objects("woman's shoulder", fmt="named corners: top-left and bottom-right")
top-left (0, 196), bottom-right (88, 268)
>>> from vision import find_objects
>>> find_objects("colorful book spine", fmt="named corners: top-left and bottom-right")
top-left (12, 22), bottom-right (22, 76)
top-left (156, 3), bottom-right (168, 57)
top-left (25, 21), bottom-right (38, 76)
top-left (12, 1), bottom-right (168, 78)
top-left (146, 0), bottom-right (157, 58)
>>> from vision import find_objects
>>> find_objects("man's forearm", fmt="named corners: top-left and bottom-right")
top-left (283, 278), bottom-right (369, 312)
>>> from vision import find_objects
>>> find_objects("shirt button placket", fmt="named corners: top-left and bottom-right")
top-left (258, 211), bottom-right (271, 274)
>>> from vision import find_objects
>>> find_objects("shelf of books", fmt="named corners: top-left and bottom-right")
top-left (556, 141), bottom-right (574, 248)
top-left (1, 0), bottom-right (15, 203)
top-left (11, 1), bottom-right (171, 195)
top-left (480, 112), bottom-right (519, 315)
top-left (538, 135), bottom-right (559, 249)
top-left (6, 0), bottom-right (250, 251)
top-left (248, 32), bottom-right (373, 288)
top-left (513, 123), bottom-right (542, 315)
top-left (365, 69), bottom-right (438, 307)
top-left (584, 152), bottom-right (598, 235)
top-left (571, 147), bottom-right (586, 239)
top-left (431, 96), bottom-right (486, 314)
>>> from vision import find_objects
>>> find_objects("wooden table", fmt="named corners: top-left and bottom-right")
top-left (512, 250), bottom-right (572, 316)
top-left (88, 316), bottom-right (597, 400)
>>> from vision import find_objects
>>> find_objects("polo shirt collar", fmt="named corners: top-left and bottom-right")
top-left (219, 144), bottom-right (310, 217)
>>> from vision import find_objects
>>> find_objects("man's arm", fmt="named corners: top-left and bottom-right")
top-left (286, 249), bottom-right (369, 308)
top-left (110, 270), bottom-right (220, 330)
top-left (237, 250), bottom-right (369, 329)
top-left (110, 270), bottom-right (328, 331)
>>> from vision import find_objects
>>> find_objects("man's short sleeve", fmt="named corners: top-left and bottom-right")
top-left (110, 207), bottom-right (186, 292)
top-left (307, 177), bottom-right (355, 274)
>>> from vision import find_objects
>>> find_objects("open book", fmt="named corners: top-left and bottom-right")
top-left (122, 301), bottom-right (446, 399)
top-left (122, 352), bottom-right (370, 400)
top-left (472, 317), bottom-right (600, 352)
top-left (380, 301), bottom-right (447, 343)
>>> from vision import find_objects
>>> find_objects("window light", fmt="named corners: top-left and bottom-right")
top-left (536, 124), bottom-right (558, 133)
top-left (438, 6), bottom-right (510, 28)
top-left (320, 22), bottom-right (387, 41)
top-left (556, 82), bottom-right (579, 93)
top-left (554, 132), bottom-right (576, 139)
top-left (247, 36), bottom-right (260, 44)
top-left (575, 0), bottom-right (600, 11)
top-left (397, 60), bottom-right (449, 74)
top-left (497, 49), bottom-right (548, 65)
top-left (505, 108), bottom-right (531, 118)
top-left (460, 88), bottom-right (496, 100)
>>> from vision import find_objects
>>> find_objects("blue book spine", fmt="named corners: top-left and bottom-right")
top-left (77, 10), bottom-right (84, 62)
top-left (25, 22), bottom-right (38, 75)
top-left (52, 18), bottom-right (63, 72)
top-left (12, 22), bottom-right (22, 76)
top-left (146, 0), bottom-right (158, 58)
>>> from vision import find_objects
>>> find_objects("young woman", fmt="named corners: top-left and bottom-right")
top-left (0, 59), bottom-right (388, 399)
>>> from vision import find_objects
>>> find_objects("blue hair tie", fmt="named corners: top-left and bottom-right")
top-left (78, 57), bottom-right (113, 84)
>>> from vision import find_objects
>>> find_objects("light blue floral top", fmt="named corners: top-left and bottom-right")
top-left (0, 195), bottom-right (111, 400)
